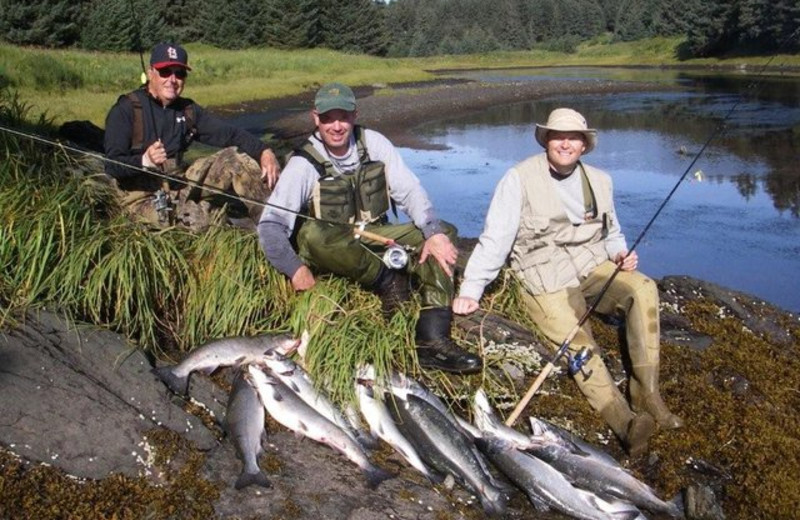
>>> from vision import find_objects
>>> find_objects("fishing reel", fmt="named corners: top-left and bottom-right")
top-left (153, 189), bottom-right (173, 223)
top-left (567, 347), bottom-right (594, 380)
top-left (382, 245), bottom-right (408, 270)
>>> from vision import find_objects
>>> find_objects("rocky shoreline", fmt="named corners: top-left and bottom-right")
top-left (7, 77), bottom-right (799, 519)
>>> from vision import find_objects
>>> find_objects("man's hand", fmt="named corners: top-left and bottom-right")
top-left (259, 149), bottom-right (281, 189)
top-left (452, 297), bottom-right (479, 315)
top-left (290, 265), bottom-right (315, 291)
top-left (143, 140), bottom-right (167, 168)
top-left (419, 233), bottom-right (458, 277)
top-left (614, 249), bottom-right (638, 271)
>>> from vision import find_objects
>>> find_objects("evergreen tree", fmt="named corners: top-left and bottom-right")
top-left (490, 0), bottom-right (528, 49)
top-left (684, 0), bottom-right (735, 56)
top-left (196, 0), bottom-right (267, 49)
top-left (0, 0), bottom-right (86, 47)
top-left (319, 0), bottom-right (389, 55)
top-left (81, 0), bottom-right (167, 52)
top-left (264, 0), bottom-right (320, 49)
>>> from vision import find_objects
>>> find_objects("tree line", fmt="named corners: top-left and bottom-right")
top-left (1, 0), bottom-right (797, 58)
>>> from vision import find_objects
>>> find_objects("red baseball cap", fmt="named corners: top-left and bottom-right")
top-left (150, 43), bottom-right (191, 71)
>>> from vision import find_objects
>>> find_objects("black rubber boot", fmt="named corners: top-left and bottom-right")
top-left (415, 307), bottom-right (482, 374)
top-left (372, 266), bottom-right (410, 319)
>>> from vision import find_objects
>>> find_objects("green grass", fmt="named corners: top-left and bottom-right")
top-left (4, 37), bottom-right (799, 126)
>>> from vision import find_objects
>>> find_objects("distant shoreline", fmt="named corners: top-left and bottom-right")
top-left (219, 77), bottom-right (679, 150)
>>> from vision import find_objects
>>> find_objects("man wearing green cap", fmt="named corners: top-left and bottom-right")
top-left (453, 108), bottom-right (683, 455)
top-left (258, 82), bottom-right (482, 375)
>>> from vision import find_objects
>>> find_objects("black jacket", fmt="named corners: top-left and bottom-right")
top-left (103, 87), bottom-right (267, 188)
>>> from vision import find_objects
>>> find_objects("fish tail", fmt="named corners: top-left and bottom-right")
top-left (480, 492), bottom-right (508, 518)
top-left (362, 465), bottom-right (394, 490)
top-left (234, 470), bottom-right (272, 490)
top-left (152, 366), bottom-right (189, 396)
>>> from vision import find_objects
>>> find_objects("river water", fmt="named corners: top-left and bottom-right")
top-left (397, 67), bottom-right (800, 313)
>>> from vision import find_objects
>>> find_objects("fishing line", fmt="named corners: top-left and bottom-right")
top-left (0, 123), bottom-right (314, 223)
top-left (0, 123), bottom-right (414, 263)
top-left (505, 31), bottom-right (800, 426)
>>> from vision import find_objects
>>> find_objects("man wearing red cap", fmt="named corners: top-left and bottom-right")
top-left (104, 42), bottom-right (280, 229)
top-left (453, 108), bottom-right (683, 455)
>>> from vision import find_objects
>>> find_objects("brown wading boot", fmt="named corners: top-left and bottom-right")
top-left (372, 266), bottom-right (411, 319)
top-left (600, 396), bottom-right (657, 457)
top-left (630, 365), bottom-right (685, 430)
top-left (415, 307), bottom-right (482, 374)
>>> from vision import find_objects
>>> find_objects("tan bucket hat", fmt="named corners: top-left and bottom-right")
top-left (535, 108), bottom-right (597, 154)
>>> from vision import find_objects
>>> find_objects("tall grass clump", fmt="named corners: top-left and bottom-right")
top-left (290, 277), bottom-right (416, 405)
top-left (179, 223), bottom-right (295, 352)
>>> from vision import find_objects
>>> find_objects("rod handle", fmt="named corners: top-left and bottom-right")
top-left (354, 228), bottom-right (395, 246)
top-left (505, 361), bottom-right (555, 426)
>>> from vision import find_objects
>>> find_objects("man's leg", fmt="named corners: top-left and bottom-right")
top-left (521, 286), bottom-right (655, 455)
top-left (582, 261), bottom-right (683, 429)
top-left (296, 220), bottom-right (481, 374)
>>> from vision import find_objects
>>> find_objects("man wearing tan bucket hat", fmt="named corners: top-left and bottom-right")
top-left (453, 108), bottom-right (683, 456)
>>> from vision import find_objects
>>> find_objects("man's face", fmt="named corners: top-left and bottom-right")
top-left (545, 130), bottom-right (586, 174)
top-left (313, 109), bottom-right (357, 155)
top-left (147, 66), bottom-right (187, 106)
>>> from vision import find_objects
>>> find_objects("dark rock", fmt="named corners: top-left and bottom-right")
top-left (58, 120), bottom-right (105, 153)
top-left (0, 310), bottom-right (217, 480)
top-left (685, 483), bottom-right (726, 520)
top-left (660, 275), bottom-right (795, 347)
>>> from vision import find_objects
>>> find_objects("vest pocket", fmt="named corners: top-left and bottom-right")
top-left (514, 246), bottom-right (560, 294)
top-left (316, 180), bottom-right (356, 223)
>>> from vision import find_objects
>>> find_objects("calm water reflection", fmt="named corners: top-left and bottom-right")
top-left (401, 68), bottom-right (800, 312)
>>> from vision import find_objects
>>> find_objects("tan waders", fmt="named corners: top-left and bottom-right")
top-left (629, 364), bottom-right (685, 429)
top-left (522, 261), bottom-right (681, 454)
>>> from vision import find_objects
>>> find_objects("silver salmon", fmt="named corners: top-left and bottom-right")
top-left (245, 365), bottom-right (393, 490)
top-left (152, 333), bottom-right (301, 395)
top-left (389, 393), bottom-right (507, 517)
top-left (225, 370), bottom-right (270, 490)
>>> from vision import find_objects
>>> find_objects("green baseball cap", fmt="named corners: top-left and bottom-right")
top-left (314, 82), bottom-right (356, 113)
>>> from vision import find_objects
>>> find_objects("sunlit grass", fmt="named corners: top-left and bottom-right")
top-left (5, 38), bottom-right (798, 125)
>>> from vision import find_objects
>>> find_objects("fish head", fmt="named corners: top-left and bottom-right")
top-left (269, 333), bottom-right (302, 356)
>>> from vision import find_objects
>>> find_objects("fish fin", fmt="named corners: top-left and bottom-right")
top-left (668, 492), bottom-right (686, 518)
top-left (480, 490), bottom-right (508, 518)
top-left (363, 465), bottom-right (394, 490)
top-left (152, 366), bottom-right (189, 396)
top-left (356, 431), bottom-right (380, 451)
top-left (525, 490), bottom-right (551, 513)
top-left (234, 471), bottom-right (272, 490)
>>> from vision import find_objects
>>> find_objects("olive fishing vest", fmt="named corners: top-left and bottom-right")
top-left (294, 126), bottom-right (391, 224)
top-left (510, 153), bottom-right (616, 295)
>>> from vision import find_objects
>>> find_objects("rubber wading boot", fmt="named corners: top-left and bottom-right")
top-left (415, 307), bottom-right (482, 374)
top-left (600, 396), bottom-right (656, 457)
top-left (630, 365), bottom-right (685, 430)
top-left (372, 266), bottom-right (410, 319)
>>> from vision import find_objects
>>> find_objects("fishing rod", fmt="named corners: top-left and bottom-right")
top-left (0, 124), bottom-right (413, 264)
top-left (504, 38), bottom-right (800, 427)
top-left (127, 0), bottom-right (174, 223)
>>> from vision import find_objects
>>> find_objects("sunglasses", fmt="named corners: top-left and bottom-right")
top-left (156, 67), bottom-right (188, 79)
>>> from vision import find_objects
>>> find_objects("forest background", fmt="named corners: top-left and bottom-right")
top-left (1, 0), bottom-right (798, 60)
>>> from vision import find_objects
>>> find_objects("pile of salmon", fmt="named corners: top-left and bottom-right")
top-left (153, 333), bottom-right (684, 519)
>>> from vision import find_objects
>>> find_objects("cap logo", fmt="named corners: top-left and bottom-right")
top-left (328, 88), bottom-right (340, 96)
top-left (168, 47), bottom-right (178, 60)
